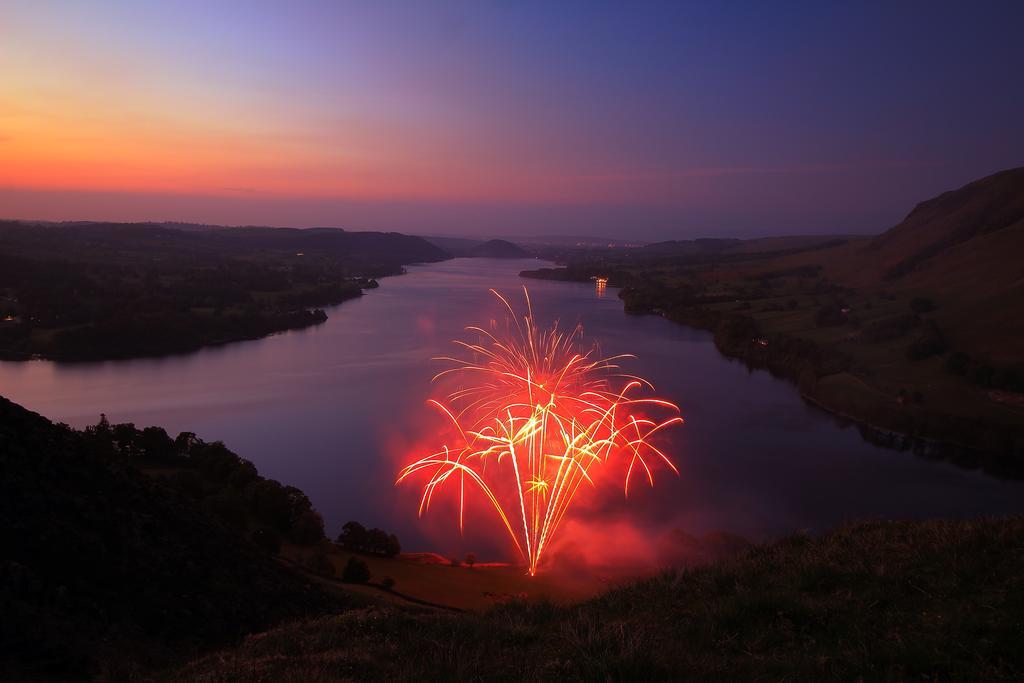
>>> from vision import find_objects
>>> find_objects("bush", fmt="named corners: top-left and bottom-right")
top-left (337, 520), bottom-right (367, 549)
top-left (288, 509), bottom-right (326, 546)
top-left (342, 557), bottom-right (370, 583)
top-left (381, 576), bottom-right (396, 590)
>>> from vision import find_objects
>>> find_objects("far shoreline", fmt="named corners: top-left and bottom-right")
top-left (520, 266), bottom-right (1024, 479)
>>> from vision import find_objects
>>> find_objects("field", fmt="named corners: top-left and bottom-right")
top-left (283, 545), bottom-right (609, 611)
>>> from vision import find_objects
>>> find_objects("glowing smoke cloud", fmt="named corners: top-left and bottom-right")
top-left (397, 288), bottom-right (682, 575)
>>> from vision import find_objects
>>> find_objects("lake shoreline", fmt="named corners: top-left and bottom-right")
top-left (0, 274), bottom-right (393, 364)
top-left (521, 266), bottom-right (1024, 478)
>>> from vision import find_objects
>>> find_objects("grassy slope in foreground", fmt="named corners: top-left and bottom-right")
top-left (174, 517), bottom-right (1024, 681)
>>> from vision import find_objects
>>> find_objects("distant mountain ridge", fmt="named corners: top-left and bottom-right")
top-left (0, 220), bottom-right (451, 266)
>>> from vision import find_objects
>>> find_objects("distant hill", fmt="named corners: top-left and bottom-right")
top-left (0, 396), bottom-right (345, 678)
top-left (501, 234), bottom-right (647, 248)
top-left (467, 239), bottom-right (530, 258)
top-left (423, 235), bottom-right (485, 255)
top-left (639, 235), bottom-right (853, 259)
top-left (0, 221), bottom-right (451, 361)
top-left (0, 221), bottom-right (451, 267)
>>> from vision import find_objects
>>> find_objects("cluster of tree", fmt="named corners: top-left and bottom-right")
top-left (84, 415), bottom-right (326, 551)
top-left (0, 220), bottom-right (448, 361)
top-left (335, 521), bottom-right (401, 557)
top-left (450, 552), bottom-right (477, 568)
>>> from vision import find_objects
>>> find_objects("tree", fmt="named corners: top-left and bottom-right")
top-left (342, 557), bottom-right (370, 583)
top-left (384, 533), bottom-right (401, 558)
top-left (227, 459), bottom-right (259, 489)
top-left (112, 422), bottom-right (139, 457)
top-left (337, 521), bottom-right (368, 550)
top-left (138, 426), bottom-right (174, 459)
top-left (366, 527), bottom-right (389, 554)
top-left (192, 442), bottom-right (243, 483)
top-left (465, 552), bottom-right (476, 568)
top-left (174, 431), bottom-right (200, 456)
top-left (289, 509), bottom-right (326, 545)
top-left (246, 479), bottom-right (291, 531)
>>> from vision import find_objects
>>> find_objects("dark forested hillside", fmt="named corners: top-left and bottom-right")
top-left (0, 221), bottom-right (450, 361)
top-left (0, 397), bottom-right (345, 680)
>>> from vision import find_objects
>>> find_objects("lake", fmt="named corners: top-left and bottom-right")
top-left (2, 257), bottom-right (1022, 568)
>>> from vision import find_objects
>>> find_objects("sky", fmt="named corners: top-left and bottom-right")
top-left (2, 1), bottom-right (1022, 240)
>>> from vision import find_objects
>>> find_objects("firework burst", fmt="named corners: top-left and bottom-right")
top-left (397, 288), bottom-right (682, 575)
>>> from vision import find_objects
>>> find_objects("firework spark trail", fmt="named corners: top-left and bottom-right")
top-left (397, 288), bottom-right (682, 575)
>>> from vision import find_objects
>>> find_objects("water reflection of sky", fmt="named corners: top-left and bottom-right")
top-left (2, 258), bottom-right (1023, 566)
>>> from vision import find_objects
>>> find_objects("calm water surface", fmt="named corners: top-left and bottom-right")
top-left (3, 258), bottom-right (1022, 563)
